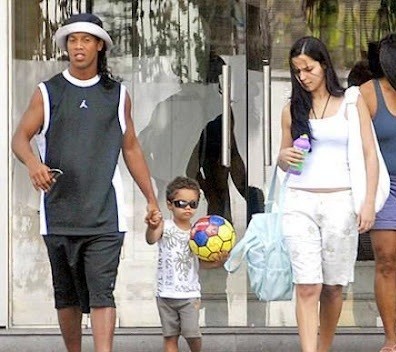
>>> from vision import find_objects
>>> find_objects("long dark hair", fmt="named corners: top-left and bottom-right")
top-left (289, 36), bottom-right (344, 141)
top-left (367, 41), bottom-right (384, 79)
top-left (379, 33), bottom-right (396, 91)
top-left (97, 47), bottom-right (117, 89)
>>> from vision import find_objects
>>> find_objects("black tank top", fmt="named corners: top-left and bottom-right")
top-left (37, 71), bottom-right (126, 235)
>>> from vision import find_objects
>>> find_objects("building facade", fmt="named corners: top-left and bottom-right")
top-left (1, 0), bottom-right (395, 330)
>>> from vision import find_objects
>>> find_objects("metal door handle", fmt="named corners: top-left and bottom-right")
top-left (221, 64), bottom-right (231, 167)
top-left (263, 59), bottom-right (272, 166)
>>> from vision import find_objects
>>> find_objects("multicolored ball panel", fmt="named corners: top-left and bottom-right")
top-left (189, 215), bottom-right (236, 261)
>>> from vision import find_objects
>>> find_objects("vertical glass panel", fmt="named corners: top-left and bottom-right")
top-left (0, 0), bottom-right (8, 328)
top-left (247, 0), bottom-right (396, 328)
top-left (92, 0), bottom-right (249, 327)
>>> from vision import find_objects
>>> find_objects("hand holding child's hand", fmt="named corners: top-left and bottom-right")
top-left (146, 210), bottom-right (162, 229)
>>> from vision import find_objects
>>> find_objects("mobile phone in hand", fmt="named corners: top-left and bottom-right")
top-left (49, 168), bottom-right (63, 180)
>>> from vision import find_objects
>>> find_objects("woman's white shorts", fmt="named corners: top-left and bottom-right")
top-left (282, 188), bottom-right (358, 286)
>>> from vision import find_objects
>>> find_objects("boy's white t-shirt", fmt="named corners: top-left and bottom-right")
top-left (156, 219), bottom-right (201, 298)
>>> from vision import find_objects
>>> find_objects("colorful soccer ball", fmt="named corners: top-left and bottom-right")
top-left (189, 215), bottom-right (236, 261)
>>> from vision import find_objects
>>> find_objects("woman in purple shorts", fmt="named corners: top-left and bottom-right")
top-left (361, 33), bottom-right (396, 352)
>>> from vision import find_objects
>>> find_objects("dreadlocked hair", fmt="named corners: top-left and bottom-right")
top-left (97, 49), bottom-right (117, 89)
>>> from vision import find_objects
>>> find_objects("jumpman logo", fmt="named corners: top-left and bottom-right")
top-left (79, 100), bottom-right (88, 109)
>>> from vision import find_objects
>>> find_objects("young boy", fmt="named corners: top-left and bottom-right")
top-left (146, 176), bottom-right (228, 352)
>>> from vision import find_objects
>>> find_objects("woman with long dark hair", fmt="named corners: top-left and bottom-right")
top-left (278, 36), bottom-right (379, 352)
top-left (360, 33), bottom-right (396, 352)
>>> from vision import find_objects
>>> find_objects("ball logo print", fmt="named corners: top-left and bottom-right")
top-left (189, 215), bottom-right (236, 261)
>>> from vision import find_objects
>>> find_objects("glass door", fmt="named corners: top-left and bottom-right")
top-left (98, 0), bottom-right (254, 327)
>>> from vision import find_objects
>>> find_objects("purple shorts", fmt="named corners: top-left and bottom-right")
top-left (373, 175), bottom-right (396, 230)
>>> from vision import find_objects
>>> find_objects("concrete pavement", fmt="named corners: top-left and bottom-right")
top-left (0, 327), bottom-right (386, 351)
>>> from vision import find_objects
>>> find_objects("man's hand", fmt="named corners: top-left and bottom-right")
top-left (145, 209), bottom-right (162, 230)
top-left (28, 162), bottom-right (58, 192)
top-left (145, 202), bottom-right (160, 223)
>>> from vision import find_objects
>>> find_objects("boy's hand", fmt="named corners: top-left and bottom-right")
top-left (212, 251), bottom-right (230, 267)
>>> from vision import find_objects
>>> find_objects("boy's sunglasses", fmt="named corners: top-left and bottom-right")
top-left (172, 200), bottom-right (199, 209)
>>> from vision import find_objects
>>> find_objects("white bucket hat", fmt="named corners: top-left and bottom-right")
top-left (54, 13), bottom-right (113, 52)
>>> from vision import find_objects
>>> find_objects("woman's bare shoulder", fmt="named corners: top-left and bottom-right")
top-left (359, 79), bottom-right (375, 97)
top-left (359, 80), bottom-right (377, 116)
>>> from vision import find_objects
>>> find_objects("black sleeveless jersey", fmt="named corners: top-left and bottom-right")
top-left (36, 70), bottom-right (127, 235)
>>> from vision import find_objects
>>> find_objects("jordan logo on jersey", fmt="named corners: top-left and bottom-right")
top-left (79, 100), bottom-right (88, 109)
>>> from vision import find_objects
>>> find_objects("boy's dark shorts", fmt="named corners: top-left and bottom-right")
top-left (43, 232), bottom-right (125, 314)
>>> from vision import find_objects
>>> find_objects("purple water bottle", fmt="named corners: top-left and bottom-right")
top-left (289, 134), bottom-right (310, 175)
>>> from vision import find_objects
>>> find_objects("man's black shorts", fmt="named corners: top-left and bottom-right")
top-left (43, 232), bottom-right (125, 313)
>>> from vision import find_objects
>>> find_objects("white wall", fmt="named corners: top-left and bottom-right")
top-left (0, 0), bottom-right (9, 327)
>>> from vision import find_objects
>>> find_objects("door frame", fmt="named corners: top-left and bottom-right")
top-left (0, 0), bottom-right (10, 327)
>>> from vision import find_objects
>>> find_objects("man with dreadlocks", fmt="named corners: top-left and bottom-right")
top-left (12, 13), bottom-right (159, 352)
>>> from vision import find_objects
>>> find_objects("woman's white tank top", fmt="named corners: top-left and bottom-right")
top-left (287, 98), bottom-right (352, 189)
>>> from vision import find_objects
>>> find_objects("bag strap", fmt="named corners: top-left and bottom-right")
top-left (224, 168), bottom-right (290, 273)
top-left (223, 226), bottom-right (258, 273)
top-left (344, 86), bottom-right (360, 105)
top-left (344, 86), bottom-right (360, 124)
top-left (265, 167), bottom-right (290, 214)
top-left (346, 86), bottom-right (391, 213)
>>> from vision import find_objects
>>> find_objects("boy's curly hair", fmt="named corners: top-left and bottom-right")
top-left (166, 177), bottom-right (201, 201)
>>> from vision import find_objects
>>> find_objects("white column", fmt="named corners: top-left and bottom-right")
top-left (0, 0), bottom-right (10, 327)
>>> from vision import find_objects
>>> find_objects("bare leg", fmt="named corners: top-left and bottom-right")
top-left (295, 283), bottom-right (322, 352)
top-left (163, 336), bottom-right (179, 352)
top-left (57, 306), bottom-right (83, 352)
top-left (186, 337), bottom-right (202, 352)
top-left (90, 307), bottom-right (116, 352)
top-left (371, 230), bottom-right (396, 350)
top-left (318, 284), bottom-right (343, 352)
